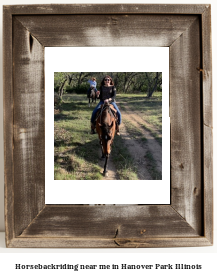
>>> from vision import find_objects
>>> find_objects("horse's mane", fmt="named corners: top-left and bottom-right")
top-left (100, 104), bottom-right (115, 134)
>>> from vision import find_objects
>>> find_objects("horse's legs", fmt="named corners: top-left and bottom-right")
top-left (100, 144), bottom-right (105, 159)
top-left (103, 155), bottom-right (109, 176)
top-left (88, 98), bottom-right (90, 107)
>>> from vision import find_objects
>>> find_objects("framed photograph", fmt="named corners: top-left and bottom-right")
top-left (46, 47), bottom-right (170, 205)
top-left (3, 4), bottom-right (213, 248)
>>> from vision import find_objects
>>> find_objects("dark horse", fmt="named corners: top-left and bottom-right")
top-left (96, 103), bottom-right (117, 176)
top-left (88, 86), bottom-right (97, 107)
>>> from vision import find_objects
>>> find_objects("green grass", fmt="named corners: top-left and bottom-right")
top-left (54, 94), bottom-right (102, 180)
top-left (144, 151), bottom-right (162, 180)
top-left (123, 119), bottom-right (147, 143)
top-left (112, 135), bottom-right (138, 180)
top-left (117, 93), bottom-right (162, 179)
top-left (118, 92), bottom-right (162, 144)
top-left (54, 94), bottom-right (138, 180)
top-left (120, 119), bottom-right (161, 180)
top-left (54, 93), bottom-right (161, 180)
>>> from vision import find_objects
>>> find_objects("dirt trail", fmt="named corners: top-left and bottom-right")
top-left (97, 102), bottom-right (162, 180)
top-left (117, 120), bottom-right (153, 180)
top-left (118, 102), bottom-right (162, 174)
top-left (98, 149), bottom-right (118, 180)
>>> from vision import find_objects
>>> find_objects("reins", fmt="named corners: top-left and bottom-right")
top-left (96, 104), bottom-right (116, 144)
top-left (96, 103), bottom-right (116, 124)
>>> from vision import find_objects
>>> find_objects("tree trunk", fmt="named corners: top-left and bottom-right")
top-left (147, 72), bottom-right (159, 98)
top-left (123, 72), bottom-right (139, 93)
top-left (77, 72), bottom-right (83, 87)
top-left (58, 78), bottom-right (67, 99)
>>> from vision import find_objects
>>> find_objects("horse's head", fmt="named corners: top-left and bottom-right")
top-left (98, 120), bottom-right (115, 156)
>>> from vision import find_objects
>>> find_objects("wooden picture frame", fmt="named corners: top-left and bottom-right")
top-left (3, 4), bottom-right (213, 248)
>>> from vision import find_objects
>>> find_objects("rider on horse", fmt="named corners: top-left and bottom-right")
top-left (90, 75), bottom-right (121, 135)
top-left (87, 77), bottom-right (97, 98)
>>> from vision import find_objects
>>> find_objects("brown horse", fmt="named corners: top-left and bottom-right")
top-left (96, 103), bottom-right (117, 176)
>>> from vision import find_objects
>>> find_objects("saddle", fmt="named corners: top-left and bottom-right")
top-left (96, 103), bottom-right (117, 120)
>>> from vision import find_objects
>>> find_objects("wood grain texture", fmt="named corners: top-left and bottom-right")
top-left (204, 125), bottom-right (213, 243)
top-left (13, 17), bottom-right (45, 237)
top-left (3, 4), bottom-right (212, 248)
top-left (170, 17), bottom-right (202, 234)
top-left (3, 7), bottom-right (14, 247)
top-left (201, 6), bottom-right (213, 244)
top-left (20, 205), bottom-right (199, 238)
top-left (8, 237), bottom-right (212, 249)
top-left (16, 15), bottom-right (197, 47)
top-left (3, 4), bottom-right (207, 15)
top-left (202, 6), bottom-right (212, 128)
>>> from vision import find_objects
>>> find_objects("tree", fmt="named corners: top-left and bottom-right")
top-left (73, 72), bottom-right (90, 87)
top-left (146, 72), bottom-right (162, 98)
top-left (129, 73), bottom-right (147, 92)
top-left (54, 72), bottom-right (68, 99)
top-left (122, 72), bottom-right (140, 93)
top-left (54, 72), bottom-right (162, 97)
top-left (54, 72), bottom-right (89, 97)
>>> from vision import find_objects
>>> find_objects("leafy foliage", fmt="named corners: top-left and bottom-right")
top-left (54, 72), bottom-right (162, 98)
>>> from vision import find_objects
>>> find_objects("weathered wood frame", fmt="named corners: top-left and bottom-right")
top-left (3, 4), bottom-right (212, 248)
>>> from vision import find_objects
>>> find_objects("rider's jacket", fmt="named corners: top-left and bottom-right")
top-left (99, 86), bottom-right (116, 102)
